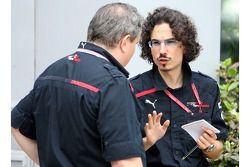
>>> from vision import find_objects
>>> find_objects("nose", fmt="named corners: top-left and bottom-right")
top-left (160, 42), bottom-right (167, 53)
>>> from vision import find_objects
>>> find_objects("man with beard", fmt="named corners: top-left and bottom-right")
top-left (130, 7), bottom-right (228, 167)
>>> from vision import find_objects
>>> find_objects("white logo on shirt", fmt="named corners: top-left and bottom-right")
top-left (218, 101), bottom-right (222, 109)
top-left (221, 111), bottom-right (225, 120)
top-left (145, 99), bottom-right (158, 109)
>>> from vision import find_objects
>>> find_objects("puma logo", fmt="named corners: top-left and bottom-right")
top-left (187, 102), bottom-right (199, 107)
top-left (145, 99), bottom-right (158, 109)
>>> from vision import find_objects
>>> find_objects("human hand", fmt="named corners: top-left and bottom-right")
top-left (197, 127), bottom-right (217, 151)
top-left (144, 111), bottom-right (170, 146)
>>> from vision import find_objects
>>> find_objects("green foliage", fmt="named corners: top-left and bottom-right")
top-left (221, 0), bottom-right (239, 62)
top-left (210, 58), bottom-right (239, 167)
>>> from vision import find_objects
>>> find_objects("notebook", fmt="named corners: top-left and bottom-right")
top-left (181, 119), bottom-right (220, 141)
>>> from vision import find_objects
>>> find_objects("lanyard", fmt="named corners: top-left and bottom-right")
top-left (191, 82), bottom-right (206, 113)
top-left (164, 82), bottom-right (206, 115)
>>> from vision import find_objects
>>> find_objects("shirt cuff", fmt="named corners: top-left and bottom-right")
top-left (103, 140), bottom-right (145, 162)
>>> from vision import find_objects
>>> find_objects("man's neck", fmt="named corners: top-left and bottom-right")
top-left (159, 67), bottom-right (183, 89)
top-left (93, 42), bottom-right (126, 67)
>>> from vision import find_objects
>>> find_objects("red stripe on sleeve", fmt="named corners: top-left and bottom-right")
top-left (70, 80), bottom-right (99, 93)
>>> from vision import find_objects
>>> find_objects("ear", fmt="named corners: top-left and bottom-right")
top-left (119, 34), bottom-right (130, 53)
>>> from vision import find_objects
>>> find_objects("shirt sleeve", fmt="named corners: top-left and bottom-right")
top-left (97, 77), bottom-right (145, 162)
top-left (11, 90), bottom-right (36, 139)
top-left (211, 85), bottom-right (228, 140)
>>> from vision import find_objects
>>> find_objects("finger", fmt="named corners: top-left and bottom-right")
top-left (202, 132), bottom-right (214, 143)
top-left (148, 114), bottom-right (153, 128)
top-left (155, 112), bottom-right (163, 123)
top-left (162, 120), bottom-right (170, 130)
top-left (197, 138), bottom-right (207, 150)
top-left (144, 123), bottom-right (149, 131)
top-left (198, 136), bottom-right (211, 149)
top-left (152, 110), bottom-right (157, 124)
top-left (202, 127), bottom-right (217, 140)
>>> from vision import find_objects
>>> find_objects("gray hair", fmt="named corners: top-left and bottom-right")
top-left (87, 2), bottom-right (144, 47)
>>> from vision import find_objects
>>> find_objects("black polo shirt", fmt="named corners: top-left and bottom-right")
top-left (130, 62), bottom-right (228, 167)
top-left (11, 42), bottom-right (146, 167)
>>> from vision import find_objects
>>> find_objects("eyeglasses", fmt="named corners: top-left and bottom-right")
top-left (148, 38), bottom-right (179, 49)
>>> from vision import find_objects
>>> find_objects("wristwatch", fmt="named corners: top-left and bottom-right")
top-left (205, 144), bottom-right (216, 152)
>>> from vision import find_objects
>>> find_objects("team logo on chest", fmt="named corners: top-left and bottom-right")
top-left (145, 99), bottom-right (158, 109)
top-left (186, 101), bottom-right (210, 113)
top-left (186, 102), bottom-right (200, 108)
top-left (68, 54), bottom-right (80, 62)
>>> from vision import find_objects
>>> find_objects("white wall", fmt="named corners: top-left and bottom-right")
top-left (11, 0), bottom-right (35, 106)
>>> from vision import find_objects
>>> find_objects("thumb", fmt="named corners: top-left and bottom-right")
top-left (162, 120), bottom-right (170, 131)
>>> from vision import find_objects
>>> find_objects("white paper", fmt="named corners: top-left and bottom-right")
top-left (181, 119), bottom-right (220, 141)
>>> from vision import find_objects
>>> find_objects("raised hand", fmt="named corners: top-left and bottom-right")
top-left (143, 111), bottom-right (170, 150)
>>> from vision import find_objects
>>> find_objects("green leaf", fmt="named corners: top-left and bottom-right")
top-left (219, 85), bottom-right (227, 92)
top-left (224, 141), bottom-right (231, 151)
top-left (222, 58), bottom-right (232, 69)
top-left (223, 100), bottom-right (233, 110)
top-left (228, 82), bottom-right (239, 92)
top-left (229, 109), bottom-right (239, 121)
top-left (227, 68), bottom-right (237, 77)
top-left (230, 155), bottom-right (239, 161)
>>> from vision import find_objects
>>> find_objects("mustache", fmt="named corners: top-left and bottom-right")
top-left (157, 54), bottom-right (171, 61)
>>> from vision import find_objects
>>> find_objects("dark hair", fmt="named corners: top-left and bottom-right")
top-left (140, 7), bottom-right (201, 63)
top-left (87, 2), bottom-right (143, 48)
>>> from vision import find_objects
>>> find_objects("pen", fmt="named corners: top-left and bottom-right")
top-left (181, 145), bottom-right (198, 160)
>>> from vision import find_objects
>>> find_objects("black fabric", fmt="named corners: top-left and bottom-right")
top-left (11, 42), bottom-right (146, 167)
top-left (130, 62), bottom-right (228, 167)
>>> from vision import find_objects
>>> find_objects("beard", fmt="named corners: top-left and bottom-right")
top-left (155, 53), bottom-right (172, 71)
